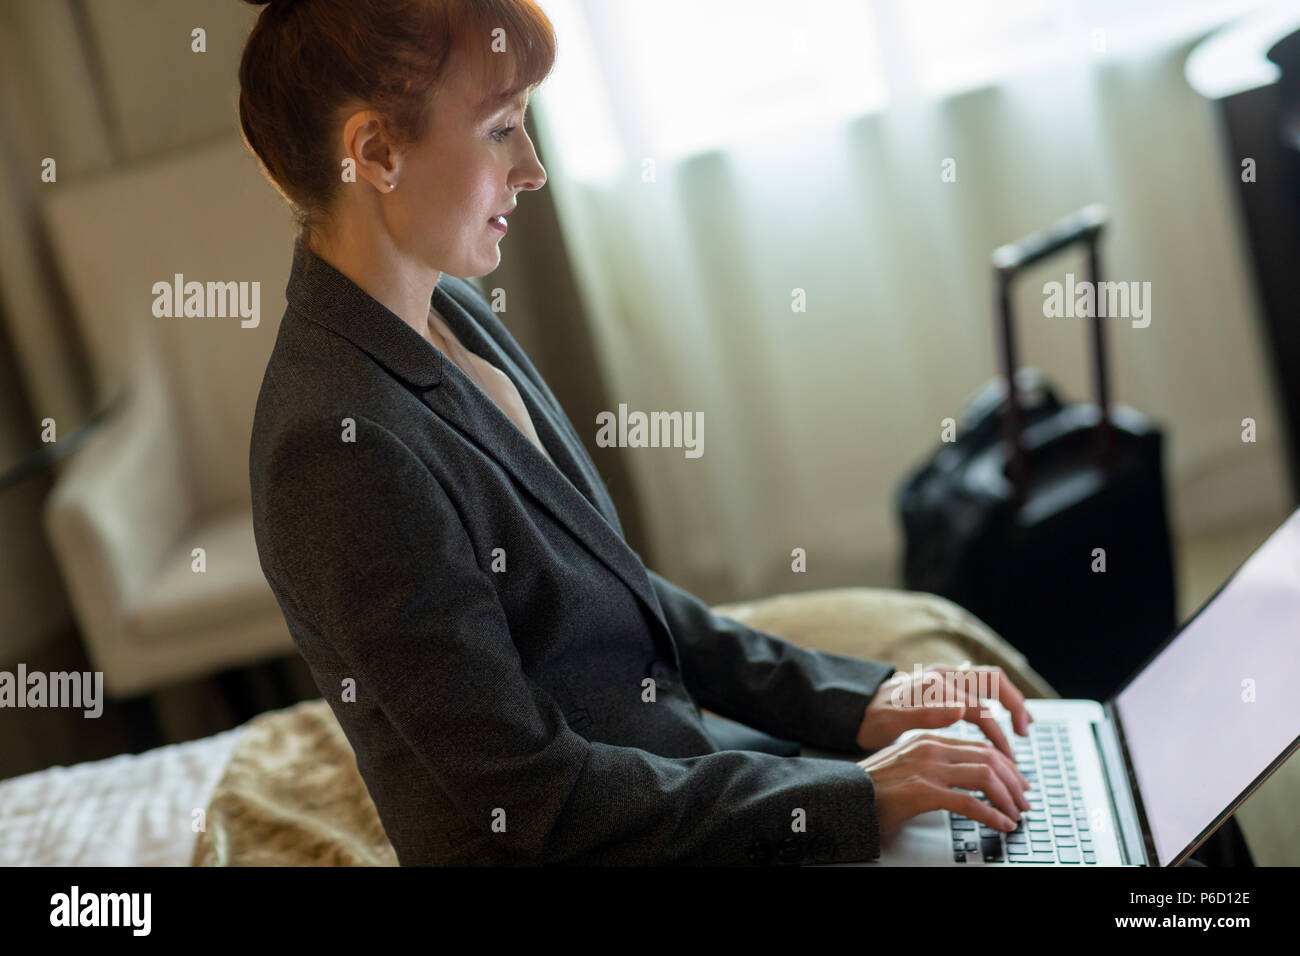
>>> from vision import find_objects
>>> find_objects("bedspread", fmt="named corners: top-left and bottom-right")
top-left (0, 727), bottom-right (243, 866)
top-left (192, 587), bottom-right (1056, 865)
top-left (191, 698), bottom-right (397, 866)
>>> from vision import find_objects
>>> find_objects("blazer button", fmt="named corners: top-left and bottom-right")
top-left (778, 836), bottom-right (805, 865)
top-left (746, 838), bottom-right (774, 866)
top-left (564, 707), bottom-right (592, 732)
top-left (648, 660), bottom-right (675, 690)
top-left (809, 836), bottom-right (836, 864)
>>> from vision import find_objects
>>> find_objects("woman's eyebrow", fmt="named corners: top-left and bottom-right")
top-left (479, 91), bottom-right (529, 120)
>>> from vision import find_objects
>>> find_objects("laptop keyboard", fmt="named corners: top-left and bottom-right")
top-left (948, 720), bottom-right (1098, 864)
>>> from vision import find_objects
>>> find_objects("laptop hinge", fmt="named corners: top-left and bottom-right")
top-left (1093, 708), bottom-right (1150, 866)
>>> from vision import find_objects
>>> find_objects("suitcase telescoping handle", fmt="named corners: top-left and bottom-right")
top-left (991, 203), bottom-right (1114, 501)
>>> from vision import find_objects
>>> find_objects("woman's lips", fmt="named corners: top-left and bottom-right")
top-left (489, 215), bottom-right (507, 233)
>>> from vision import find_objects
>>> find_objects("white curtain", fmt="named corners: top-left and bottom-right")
top-left (531, 0), bottom-right (1292, 601)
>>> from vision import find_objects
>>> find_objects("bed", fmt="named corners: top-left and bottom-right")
top-left (0, 587), bottom-right (1055, 866)
top-left (0, 724), bottom-right (243, 866)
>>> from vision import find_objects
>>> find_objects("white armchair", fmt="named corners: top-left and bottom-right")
top-left (38, 137), bottom-right (298, 709)
top-left (43, 339), bottom-right (292, 699)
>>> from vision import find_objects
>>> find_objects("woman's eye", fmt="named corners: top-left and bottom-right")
top-left (491, 125), bottom-right (517, 143)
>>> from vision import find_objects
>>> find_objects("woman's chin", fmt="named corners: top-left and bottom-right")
top-left (476, 246), bottom-right (503, 275)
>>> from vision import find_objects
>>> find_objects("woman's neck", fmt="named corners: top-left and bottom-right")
top-left (308, 226), bottom-right (441, 342)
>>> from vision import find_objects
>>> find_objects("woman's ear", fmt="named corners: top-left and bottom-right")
top-left (340, 108), bottom-right (399, 193)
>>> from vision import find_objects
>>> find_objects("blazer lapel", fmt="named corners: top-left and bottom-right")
top-left (424, 284), bottom-right (675, 657)
top-left (430, 280), bottom-right (618, 527)
top-left (284, 239), bottom-right (674, 657)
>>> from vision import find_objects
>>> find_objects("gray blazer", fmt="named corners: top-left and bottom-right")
top-left (249, 237), bottom-right (896, 865)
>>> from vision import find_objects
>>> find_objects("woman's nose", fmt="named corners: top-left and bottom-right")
top-left (517, 159), bottom-right (546, 192)
top-left (515, 137), bottom-right (546, 190)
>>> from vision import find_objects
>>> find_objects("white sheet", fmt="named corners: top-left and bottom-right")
top-left (0, 727), bottom-right (245, 866)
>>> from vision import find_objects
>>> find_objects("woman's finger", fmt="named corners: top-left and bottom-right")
top-left (979, 666), bottom-right (1032, 737)
top-left (938, 762), bottom-right (1023, 823)
top-left (938, 672), bottom-right (1019, 760)
top-left (913, 780), bottom-right (1017, 832)
top-left (914, 735), bottom-right (1030, 807)
top-left (926, 674), bottom-right (1015, 760)
top-left (940, 664), bottom-right (1033, 738)
top-left (967, 707), bottom-right (1014, 759)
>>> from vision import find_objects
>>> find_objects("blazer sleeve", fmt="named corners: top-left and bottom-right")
top-left (646, 570), bottom-right (896, 753)
top-left (257, 414), bottom-right (885, 865)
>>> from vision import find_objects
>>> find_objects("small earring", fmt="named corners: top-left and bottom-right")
top-left (388, 182), bottom-right (396, 190)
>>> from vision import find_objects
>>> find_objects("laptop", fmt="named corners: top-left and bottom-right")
top-left (837, 507), bottom-right (1300, 866)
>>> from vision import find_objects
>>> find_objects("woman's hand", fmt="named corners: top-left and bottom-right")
top-left (855, 664), bottom-right (1033, 757)
top-left (858, 733), bottom-right (1031, 836)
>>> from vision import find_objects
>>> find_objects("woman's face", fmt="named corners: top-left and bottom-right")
top-left (390, 64), bottom-right (547, 278)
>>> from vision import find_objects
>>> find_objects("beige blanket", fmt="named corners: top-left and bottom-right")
top-left (192, 587), bottom-right (1055, 866)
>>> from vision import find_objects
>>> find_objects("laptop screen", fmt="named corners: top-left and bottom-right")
top-left (1114, 509), bottom-right (1300, 866)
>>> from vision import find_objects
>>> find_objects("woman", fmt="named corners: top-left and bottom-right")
top-left (241, 0), bottom-right (1033, 865)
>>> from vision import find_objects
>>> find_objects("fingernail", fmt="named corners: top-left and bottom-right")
top-left (1001, 815), bottom-right (1016, 831)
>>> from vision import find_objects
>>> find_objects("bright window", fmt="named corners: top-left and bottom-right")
top-left (536, 0), bottom-right (1273, 178)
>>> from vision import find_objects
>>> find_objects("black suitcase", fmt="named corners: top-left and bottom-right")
top-left (897, 205), bottom-right (1178, 701)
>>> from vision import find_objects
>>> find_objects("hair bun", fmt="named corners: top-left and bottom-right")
top-left (244, 0), bottom-right (305, 11)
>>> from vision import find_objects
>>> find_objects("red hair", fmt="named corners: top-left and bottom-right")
top-left (237, 0), bottom-right (556, 242)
